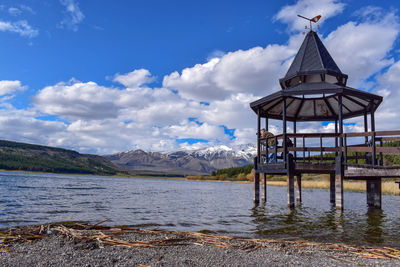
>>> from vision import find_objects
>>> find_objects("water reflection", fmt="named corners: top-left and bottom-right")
top-left (250, 201), bottom-right (392, 246)
top-left (364, 209), bottom-right (384, 244)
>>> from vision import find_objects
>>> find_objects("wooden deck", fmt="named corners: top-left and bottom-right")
top-left (254, 130), bottom-right (400, 210)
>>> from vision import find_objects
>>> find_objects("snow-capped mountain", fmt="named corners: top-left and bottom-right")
top-left (105, 144), bottom-right (256, 175)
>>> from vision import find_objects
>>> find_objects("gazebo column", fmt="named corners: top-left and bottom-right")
top-left (330, 173), bottom-right (335, 203)
top-left (367, 178), bottom-right (382, 209)
top-left (283, 98), bottom-right (294, 208)
top-left (254, 110), bottom-right (261, 205)
top-left (364, 111), bottom-right (368, 144)
top-left (335, 95), bottom-right (344, 210)
top-left (296, 174), bottom-right (302, 203)
top-left (366, 110), bottom-right (381, 208)
top-left (262, 173), bottom-right (267, 202)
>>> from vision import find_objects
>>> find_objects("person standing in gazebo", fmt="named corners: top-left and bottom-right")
top-left (260, 129), bottom-right (276, 162)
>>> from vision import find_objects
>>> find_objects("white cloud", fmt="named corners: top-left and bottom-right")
top-left (0, 20), bottom-right (38, 38)
top-left (324, 9), bottom-right (399, 87)
top-left (275, 0), bottom-right (345, 32)
top-left (59, 0), bottom-right (84, 32)
top-left (113, 69), bottom-right (155, 88)
top-left (8, 7), bottom-right (22, 16)
top-left (34, 80), bottom-right (120, 120)
top-left (19, 5), bottom-right (35, 15)
top-left (0, 80), bottom-right (26, 96)
top-left (163, 43), bottom-right (295, 102)
top-left (164, 120), bottom-right (228, 142)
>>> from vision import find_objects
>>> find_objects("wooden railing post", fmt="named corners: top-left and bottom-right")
top-left (344, 133), bottom-right (347, 164)
top-left (302, 135), bottom-right (305, 163)
top-left (320, 134), bottom-right (323, 162)
top-left (372, 132), bottom-right (376, 167)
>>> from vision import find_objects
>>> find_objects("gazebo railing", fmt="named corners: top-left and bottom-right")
top-left (258, 130), bottom-right (400, 167)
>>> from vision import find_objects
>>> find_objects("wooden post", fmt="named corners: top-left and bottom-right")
top-left (367, 178), bottom-right (382, 209)
top-left (283, 97), bottom-right (287, 164)
top-left (293, 120), bottom-right (297, 147)
top-left (262, 173), bottom-right (267, 202)
top-left (287, 154), bottom-right (295, 208)
top-left (335, 156), bottom-right (344, 210)
top-left (335, 119), bottom-right (338, 156)
top-left (254, 157), bottom-right (260, 204)
top-left (364, 111), bottom-right (368, 144)
top-left (257, 109), bottom-right (261, 165)
top-left (330, 173), bottom-right (335, 203)
top-left (338, 95), bottom-right (343, 157)
top-left (254, 172), bottom-right (260, 204)
top-left (296, 174), bottom-right (302, 203)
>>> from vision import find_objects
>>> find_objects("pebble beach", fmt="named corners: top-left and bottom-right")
top-left (1, 223), bottom-right (399, 266)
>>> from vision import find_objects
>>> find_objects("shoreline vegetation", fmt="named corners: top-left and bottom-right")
top-left (185, 172), bottom-right (400, 196)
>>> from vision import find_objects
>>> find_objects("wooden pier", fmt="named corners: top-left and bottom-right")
top-left (249, 29), bottom-right (400, 210)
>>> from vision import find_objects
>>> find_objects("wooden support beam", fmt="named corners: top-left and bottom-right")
top-left (330, 173), bottom-right (335, 204)
top-left (262, 173), bottom-right (267, 203)
top-left (287, 174), bottom-right (295, 208)
top-left (296, 174), bottom-right (302, 203)
top-left (367, 178), bottom-right (382, 209)
top-left (254, 172), bottom-right (260, 205)
top-left (287, 154), bottom-right (295, 208)
top-left (335, 156), bottom-right (344, 210)
top-left (257, 109), bottom-right (261, 165)
top-left (283, 97), bottom-right (287, 164)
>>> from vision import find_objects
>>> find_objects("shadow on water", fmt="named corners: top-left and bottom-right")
top-left (250, 201), bottom-right (394, 247)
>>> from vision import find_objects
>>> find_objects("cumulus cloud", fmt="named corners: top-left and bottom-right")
top-left (0, 20), bottom-right (39, 38)
top-left (59, 0), bottom-right (84, 32)
top-left (275, 0), bottom-right (345, 32)
top-left (163, 44), bottom-right (295, 102)
top-left (324, 8), bottom-right (399, 87)
top-left (34, 80), bottom-right (120, 120)
top-left (113, 69), bottom-right (155, 88)
top-left (0, 80), bottom-right (26, 96)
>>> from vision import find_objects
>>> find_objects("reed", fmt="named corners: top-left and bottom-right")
top-left (267, 180), bottom-right (400, 195)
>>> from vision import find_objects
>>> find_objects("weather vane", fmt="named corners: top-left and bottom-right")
top-left (297, 14), bottom-right (321, 32)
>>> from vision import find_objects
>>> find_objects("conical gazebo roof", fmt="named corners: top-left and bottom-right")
top-left (280, 30), bottom-right (348, 88)
top-left (250, 30), bottom-right (382, 121)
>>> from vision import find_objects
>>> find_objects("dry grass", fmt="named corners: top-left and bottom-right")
top-left (266, 180), bottom-right (400, 195)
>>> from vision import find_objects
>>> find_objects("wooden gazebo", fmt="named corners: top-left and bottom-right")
top-left (250, 30), bottom-right (400, 209)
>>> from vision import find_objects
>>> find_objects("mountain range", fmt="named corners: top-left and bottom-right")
top-left (105, 144), bottom-right (256, 175)
top-left (0, 139), bottom-right (256, 176)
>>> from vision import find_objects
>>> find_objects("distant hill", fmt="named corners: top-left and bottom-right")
top-left (105, 144), bottom-right (256, 175)
top-left (0, 140), bottom-right (121, 175)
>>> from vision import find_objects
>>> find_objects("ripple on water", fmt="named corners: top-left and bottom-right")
top-left (1, 171), bottom-right (399, 247)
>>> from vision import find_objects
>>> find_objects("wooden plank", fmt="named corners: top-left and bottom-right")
top-left (376, 147), bottom-right (400, 155)
top-left (345, 167), bottom-right (400, 178)
top-left (347, 147), bottom-right (372, 153)
top-left (380, 137), bottom-right (400, 142)
top-left (375, 130), bottom-right (400, 136)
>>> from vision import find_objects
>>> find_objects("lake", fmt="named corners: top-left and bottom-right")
top-left (0, 171), bottom-right (399, 247)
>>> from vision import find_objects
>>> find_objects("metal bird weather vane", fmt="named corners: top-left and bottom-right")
top-left (297, 14), bottom-right (321, 31)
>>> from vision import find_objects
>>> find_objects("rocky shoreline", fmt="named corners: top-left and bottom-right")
top-left (1, 223), bottom-right (400, 266)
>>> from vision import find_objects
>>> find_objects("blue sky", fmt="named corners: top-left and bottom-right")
top-left (0, 0), bottom-right (400, 154)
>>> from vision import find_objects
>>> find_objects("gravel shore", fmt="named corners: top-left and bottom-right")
top-left (1, 224), bottom-right (399, 266)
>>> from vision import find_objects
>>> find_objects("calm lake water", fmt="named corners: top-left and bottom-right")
top-left (1, 171), bottom-right (399, 247)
